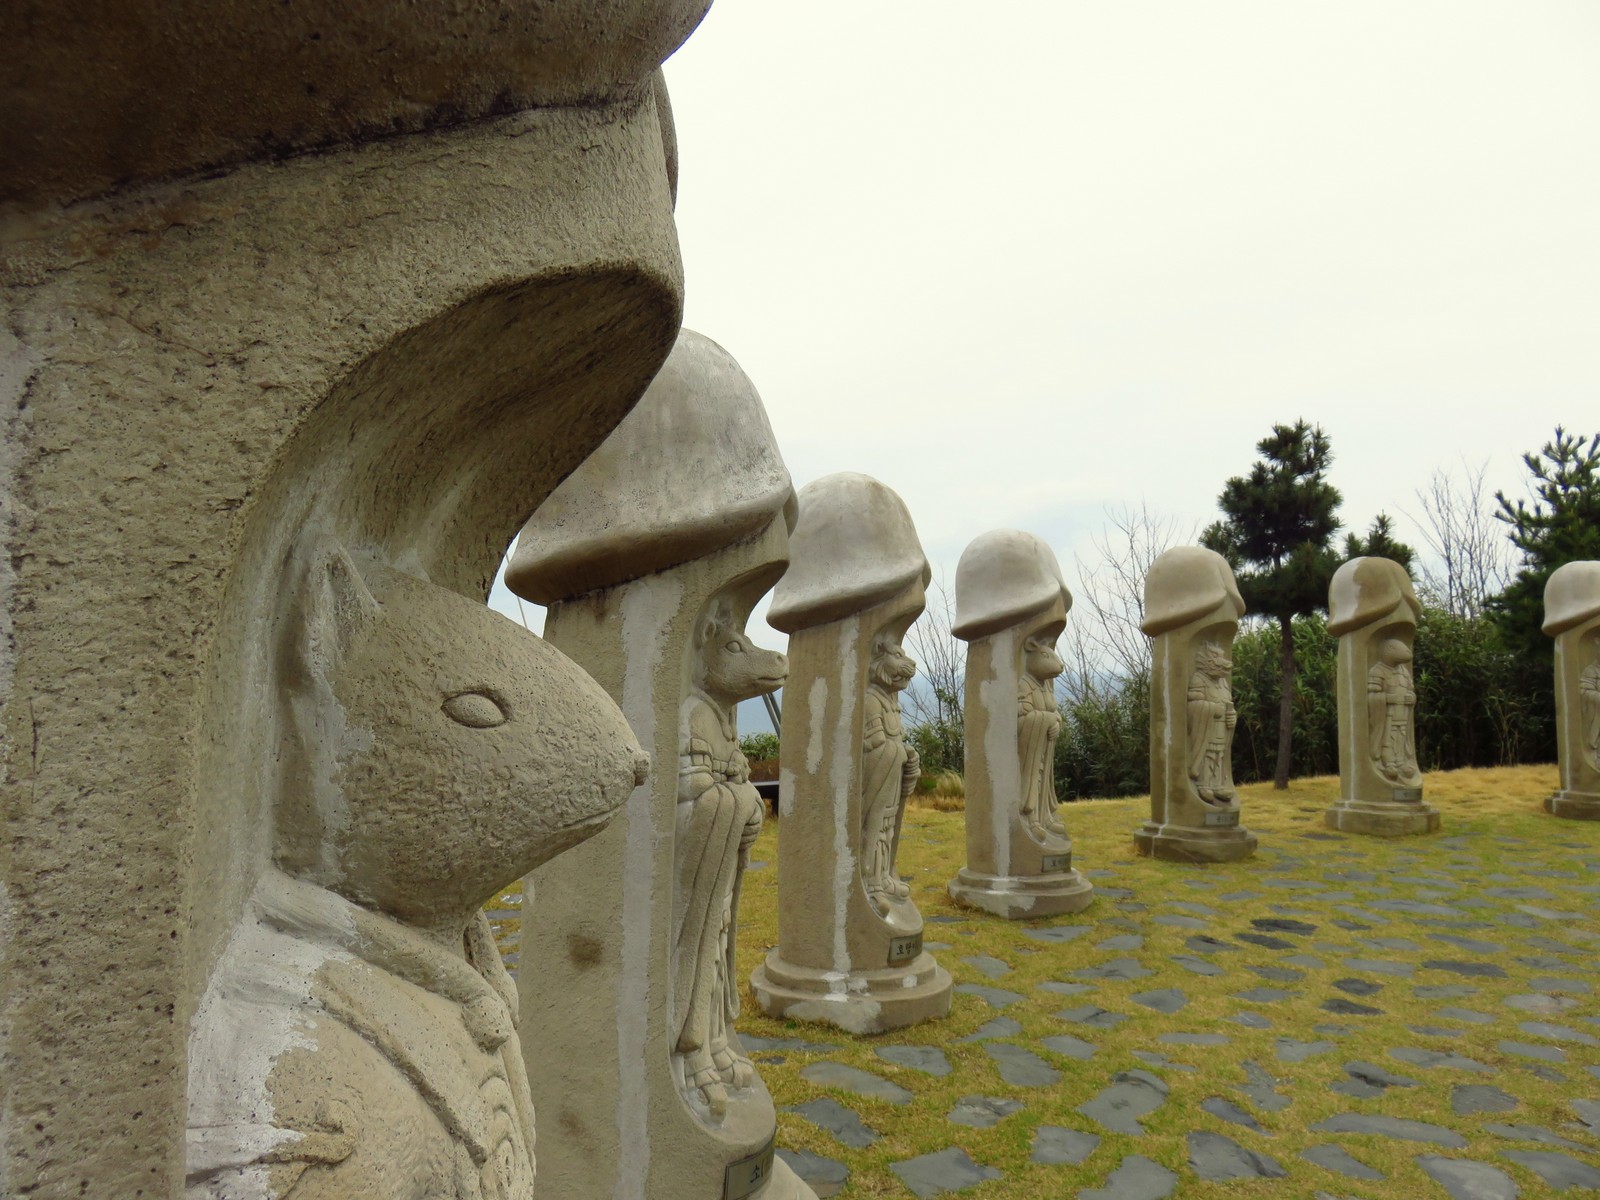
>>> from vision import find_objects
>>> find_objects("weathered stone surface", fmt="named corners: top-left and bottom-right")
top-left (984, 1044), bottom-right (1059, 1087)
top-left (1031, 1126), bottom-right (1100, 1166)
top-left (959, 1017), bottom-right (1024, 1042)
top-left (1072, 957), bottom-right (1153, 981)
top-left (1229, 1012), bottom-right (1273, 1028)
top-left (946, 1095), bottom-right (1023, 1129)
top-left (1500, 1150), bottom-right (1600, 1190)
top-left (1188, 1131), bottom-right (1287, 1181)
top-left (1424, 959), bottom-right (1507, 978)
top-left (1202, 1096), bottom-right (1265, 1131)
top-left (1389, 1047), bottom-right (1492, 1073)
top-left (1079, 1155), bottom-right (1178, 1200)
top-left (1333, 977), bottom-right (1383, 996)
top-left (1313, 1114), bottom-right (1466, 1147)
top-left (1055, 1005), bottom-right (1128, 1028)
top-left (1161, 1032), bottom-right (1230, 1046)
top-left (1077, 1070), bottom-right (1169, 1135)
top-left (890, 1147), bottom-right (1002, 1198)
top-left (1517, 1021), bottom-right (1599, 1045)
top-left (800, 1063), bottom-right (913, 1105)
top-left (785, 1097), bottom-right (879, 1148)
top-left (1483, 1124), bottom-right (1591, 1152)
top-left (1170, 955), bottom-right (1226, 976)
top-left (1131, 988), bottom-right (1188, 1014)
top-left (1302, 1144), bottom-right (1386, 1181)
top-left (1041, 1034), bottom-right (1100, 1060)
top-left (777, 1149), bottom-right (850, 1198)
top-left (1415, 1155), bottom-right (1520, 1200)
top-left (1497, 1041), bottom-right (1566, 1063)
top-left (961, 955), bottom-right (1014, 979)
top-left (1323, 998), bottom-right (1383, 1015)
top-left (1276, 1039), bottom-right (1336, 1062)
top-left (1452, 1086), bottom-right (1519, 1115)
top-left (955, 984), bottom-right (1025, 1008)
top-left (878, 1046), bottom-right (953, 1076)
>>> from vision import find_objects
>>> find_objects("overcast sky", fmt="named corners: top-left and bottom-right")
top-left (491, 1), bottom-right (1600, 687)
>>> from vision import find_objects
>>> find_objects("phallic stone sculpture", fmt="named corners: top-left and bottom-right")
top-left (1543, 560), bottom-right (1600, 819)
top-left (947, 530), bottom-right (1095, 916)
top-left (3, 4), bottom-right (707, 1194)
top-left (1323, 557), bottom-right (1441, 836)
top-left (1135, 546), bottom-right (1259, 861)
top-left (507, 330), bottom-right (814, 1200)
top-left (750, 473), bottom-right (953, 1034)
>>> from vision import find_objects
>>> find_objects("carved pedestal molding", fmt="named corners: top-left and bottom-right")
top-left (1135, 546), bottom-right (1259, 863)
top-left (1324, 557), bottom-right (1441, 837)
top-left (947, 530), bottom-right (1095, 916)
top-left (750, 473), bottom-right (953, 1034)
top-left (1543, 560), bottom-right (1600, 820)
top-left (507, 330), bottom-right (814, 1200)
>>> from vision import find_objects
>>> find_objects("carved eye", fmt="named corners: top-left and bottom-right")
top-left (442, 690), bottom-right (508, 728)
top-left (724, 639), bottom-right (745, 653)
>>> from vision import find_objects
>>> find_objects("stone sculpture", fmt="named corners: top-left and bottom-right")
top-left (3, 4), bottom-right (707, 1194)
top-left (947, 530), bottom-right (1094, 916)
top-left (1323, 557), bottom-right (1441, 836)
top-left (1542, 560), bottom-right (1600, 819)
top-left (1135, 546), bottom-right (1258, 861)
top-left (750, 474), bottom-right (953, 1033)
top-left (507, 330), bottom-right (813, 1200)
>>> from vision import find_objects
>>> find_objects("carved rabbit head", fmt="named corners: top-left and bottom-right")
top-left (275, 535), bottom-right (648, 929)
top-left (1023, 628), bottom-right (1066, 683)
top-left (694, 598), bottom-right (788, 706)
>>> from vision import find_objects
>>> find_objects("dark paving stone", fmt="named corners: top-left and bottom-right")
top-left (1077, 1069), bottom-right (1169, 1135)
top-left (1096, 934), bottom-right (1143, 952)
top-left (1430, 933), bottom-right (1503, 954)
top-left (1131, 1050), bottom-right (1194, 1073)
top-left (1315, 1022), bottom-right (1354, 1038)
top-left (1238, 1061), bottom-right (1291, 1111)
top-left (1342, 957), bottom-right (1414, 977)
top-left (1283, 953), bottom-right (1327, 969)
top-left (777, 1149), bottom-right (849, 1198)
top-left (1371, 899), bottom-right (1462, 916)
top-left (925, 915), bottom-right (965, 924)
top-left (1276, 1038), bottom-right (1336, 1062)
top-left (1389, 1047), bottom-right (1492, 1073)
top-left (800, 1062), bottom-right (913, 1104)
top-left (1342, 1061), bottom-right (1420, 1092)
top-left (1023, 924), bottom-right (1092, 944)
top-left (946, 1094), bottom-right (1023, 1129)
top-left (1323, 998), bottom-right (1382, 1016)
top-left (1333, 977), bottom-right (1383, 996)
top-left (1037, 981), bottom-right (1094, 997)
top-left (1501, 1149), bottom-right (1600, 1191)
top-left (1201, 1096), bottom-right (1263, 1131)
top-left (1410, 1024), bottom-right (1462, 1038)
top-left (784, 1097), bottom-right (879, 1149)
top-left (1170, 900), bottom-right (1218, 915)
top-left (1250, 965), bottom-right (1305, 983)
top-left (1485, 1124), bottom-right (1591, 1151)
top-left (1041, 1034), bottom-right (1098, 1060)
top-left (1302, 1144), bottom-right (1385, 1180)
top-left (1498, 1040), bottom-right (1565, 1063)
top-left (1363, 935), bottom-right (1423, 951)
top-left (1415, 1155), bottom-right (1519, 1200)
top-left (1236, 932), bottom-right (1294, 950)
top-left (1153, 914), bottom-right (1208, 929)
top-left (1423, 959), bottom-right (1507, 978)
top-left (890, 1147), bottom-right (1001, 1198)
top-left (1253, 917), bottom-right (1317, 934)
top-left (1260, 879), bottom-right (1325, 892)
top-left (743, 1035), bottom-right (838, 1053)
top-left (1528, 976), bottom-right (1591, 994)
top-left (984, 1043), bottom-right (1059, 1087)
top-left (877, 1045), bottom-right (952, 1076)
top-left (1314, 1114), bottom-right (1467, 1147)
top-left (1574, 1098), bottom-right (1600, 1131)
top-left (1528, 1064), bottom-right (1569, 1083)
top-left (1169, 955), bottom-right (1225, 976)
top-left (1228, 1011), bottom-right (1272, 1028)
top-left (1452, 1085), bottom-right (1518, 1115)
top-left (953, 984), bottom-right (1024, 1008)
top-left (1331, 919), bottom-right (1374, 931)
top-left (1055, 1005), bottom-right (1127, 1028)
top-left (960, 954), bottom-right (1012, 979)
top-left (1517, 1021), bottom-right (1599, 1045)
top-left (1437, 1006), bottom-right (1496, 1024)
top-left (1185, 935), bottom-right (1241, 954)
top-left (1161, 1032), bottom-right (1230, 1046)
top-left (1188, 1131), bottom-right (1286, 1181)
top-left (1079, 1155), bottom-right (1177, 1200)
top-left (1031, 1125), bottom-right (1099, 1166)
top-left (1233, 987), bottom-right (1293, 1003)
top-left (1130, 988), bottom-right (1187, 1014)
top-left (923, 940), bottom-right (953, 951)
top-left (958, 1017), bottom-right (1022, 1043)
top-left (1416, 984), bottom-right (1479, 1000)
top-left (1071, 957), bottom-right (1152, 982)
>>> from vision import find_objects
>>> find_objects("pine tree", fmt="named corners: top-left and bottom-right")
top-left (1345, 513), bottom-right (1416, 570)
top-left (1201, 420), bottom-right (1342, 789)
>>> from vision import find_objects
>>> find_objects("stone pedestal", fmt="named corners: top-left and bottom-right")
top-left (751, 474), bottom-right (953, 1034)
top-left (1135, 546), bottom-right (1258, 862)
top-left (947, 530), bottom-right (1094, 917)
top-left (507, 331), bottom-right (814, 1200)
top-left (1543, 561), bottom-right (1600, 820)
top-left (1323, 557), bottom-right (1441, 837)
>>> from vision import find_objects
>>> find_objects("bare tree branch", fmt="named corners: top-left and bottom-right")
top-left (1402, 460), bottom-right (1513, 618)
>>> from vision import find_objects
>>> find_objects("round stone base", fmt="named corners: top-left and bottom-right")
top-left (1133, 821), bottom-right (1257, 863)
top-left (1546, 790), bottom-right (1600, 820)
top-left (1324, 798), bottom-right (1441, 837)
top-left (754, 1156), bottom-right (820, 1200)
top-left (947, 866), bottom-right (1094, 919)
top-left (749, 951), bottom-right (952, 1035)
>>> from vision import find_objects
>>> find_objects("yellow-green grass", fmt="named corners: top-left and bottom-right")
top-left (729, 765), bottom-right (1599, 1198)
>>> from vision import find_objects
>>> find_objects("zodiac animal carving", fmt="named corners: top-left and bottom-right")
top-left (861, 634), bottom-right (920, 911)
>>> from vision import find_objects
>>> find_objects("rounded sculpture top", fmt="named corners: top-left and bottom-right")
top-left (951, 529), bottom-right (1072, 642)
top-left (2, 0), bottom-right (708, 209)
top-left (1327, 556), bottom-right (1421, 636)
top-left (1542, 560), bottom-right (1600, 636)
top-left (507, 330), bottom-right (794, 605)
top-left (767, 473), bottom-right (930, 633)
top-left (1141, 546), bottom-right (1246, 636)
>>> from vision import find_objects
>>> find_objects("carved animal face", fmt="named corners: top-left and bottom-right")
top-left (280, 543), bottom-right (647, 927)
top-left (697, 626), bottom-right (788, 705)
top-left (1194, 640), bottom-right (1232, 679)
top-left (1023, 635), bottom-right (1065, 682)
top-left (870, 636), bottom-right (917, 693)
top-left (1377, 637), bottom-right (1412, 667)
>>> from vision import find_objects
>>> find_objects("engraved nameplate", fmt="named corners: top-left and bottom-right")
top-left (1392, 787), bottom-right (1422, 803)
top-left (724, 1136), bottom-right (775, 1200)
top-left (1040, 853), bottom-right (1071, 873)
top-left (888, 933), bottom-right (922, 965)
top-left (1203, 810), bottom-right (1240, 826)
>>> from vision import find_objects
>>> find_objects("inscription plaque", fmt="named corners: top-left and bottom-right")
top-left (1392, 787), bottom-right (1423, 803)
top-left (1203, 809), bottom-right (1240, 827)
top-left (724, 1135), bottom-right (776, 1200)
top-left (887, 932), bottom-right (922, 965)
top-left (1040, 852), bottom-right (1071, 873)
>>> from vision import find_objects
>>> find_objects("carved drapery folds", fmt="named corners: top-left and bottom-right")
top-left (1542, 560), bottom-right (1600, 818)
top-left (862, 634), bottom-right (920, 910)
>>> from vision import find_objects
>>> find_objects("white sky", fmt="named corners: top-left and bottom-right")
top-left (491, 0), bottom-right (1600, 703)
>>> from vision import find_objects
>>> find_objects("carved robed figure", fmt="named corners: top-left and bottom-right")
top-left (947, 530), bottom-right (1095, 916)
top-left (1323, 556), bottom-right (1441, 836)
top-left (750, 473), bottom-right (953, 1034)
top-left (1543, 560), bottom-right (1600, 819)
top-left (507, 330), bottom-right (814, 1199)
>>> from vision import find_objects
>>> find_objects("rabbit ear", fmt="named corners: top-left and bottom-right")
top-left (284, 534), bottom-right (380, 687)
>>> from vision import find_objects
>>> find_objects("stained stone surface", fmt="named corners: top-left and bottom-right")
top-left (1302, 1144), bottom-right (1386, 1180)
top-left (1079, 1155), bottom-right (1178, 1200)
top-left (984, 1043), bottom-right (1060, 1087)
top-left (784, 1097), bottom-right (879, 1148)
top-left (890, 1147), bottom-right (1002, 1197)
top-left (799, 1062), bottom-right (913, 1104)
top-left (1077, 1070), bottom-right (1169, 1135)
top-left (1031, 1125), bottom-right (1099, 1165)
top-left (776, 1148), bottom-right (850, 1198)
top-left (946, 1094), bottom-right (1023, 1128)
top-left (1415, 1155), bottom-right (1519, 1200)
top-left (1187, 1131), bottom-right (1287, 1181)
top-left (878, 1045), bottom-right (953, 1076)
top-left (1500, 1149), bottom-right (1600, 1190)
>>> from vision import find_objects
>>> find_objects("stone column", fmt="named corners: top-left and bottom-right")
top-left (947, 530), bottom-right (1095, 916)
top-left (507, 331), bottom-right (814, 1200)
top-left (1543, 560), bottom-right (1600, 820)
top-left (1133, 546), bottom-right (1259, 862)
top-left (750, 473), bottom-right (953, 1034)
top-left (1323, 557), bottom-right (1441, 836)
